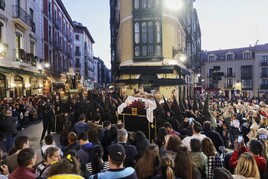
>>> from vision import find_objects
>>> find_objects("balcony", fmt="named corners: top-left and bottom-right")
top-left (53, 41), bottom-right (62, 51)
top-left (75, 63), bottom-right (81, 68)
top-left (261, 84), bottom-right (268, 89)
top-left (31, 21), bottom-right (36, 33)
top-left (224, 84), bottom-right (234, 88)
top-left (225, 72), bottom-right (235, 77)
top-left (261, 73), bottom-right (268, 78)
top-left (75, 51), bottom-right (81, 56)
top-left (241, 74), bottom-right (253, 79)
top-left (12, 5), bottom-right (33, 29)
top-left (13, 49), bottom-right (36, 67)
top-left (53, 17), bottom-right (61, 30)
top-left (49, 36), bottom-right (53, 45)
top-left (260, 62), bottom-right (268, 66)
top-left (67, 35), bottom-right (72, 43)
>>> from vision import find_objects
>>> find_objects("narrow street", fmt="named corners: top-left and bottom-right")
top-left (17, 120), bottom-right (60, 162)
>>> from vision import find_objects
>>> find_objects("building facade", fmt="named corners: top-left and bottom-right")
top-left (110, 0), bottom-right (201, 98)
top-left (201, 43), bottom-right (268, 98)
top-left (73, 21), bottom-right (95, 85)
top-left (43, 0), bottom-right (74, 94)
top-left (0, 0), bottom-right (44, 100)
top-left (94, 56), bottom-right (111, 89)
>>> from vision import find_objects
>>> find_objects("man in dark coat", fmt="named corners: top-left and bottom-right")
top-left (4, 109), bottom-right (18, 151)
top-left (117, 128), bottom-right (138, 168)
top-left (40, 102), bottom-right (54, 143)
top-left (202, 121), bottom-right (224, 153)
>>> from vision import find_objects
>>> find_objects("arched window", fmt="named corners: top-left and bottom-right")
top-left (135, 46), bottom-right (140, 56)
top-left (141, 22), bottom-right (147, 43)
top-left (134, 0), bottom-right (139, 9)
top-left (155, 22), bottom-right (161, 43)
top-left (141, 0), bottom-right (146, 8)
top-left (134, 22), bottom-right (140, 44)
top-left (148, 22), bottom-right (153, 43)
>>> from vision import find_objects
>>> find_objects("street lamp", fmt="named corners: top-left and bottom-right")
top-left (44, 62), bottom-right (50, 68)
top-left (165, 0), bottom-right (183, 11)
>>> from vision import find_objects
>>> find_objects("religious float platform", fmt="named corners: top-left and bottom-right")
top-left (117, 96), bottom-right (157, 141)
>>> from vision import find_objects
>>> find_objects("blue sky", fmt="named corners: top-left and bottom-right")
top-left (62, 0), bottom-right (268, 69)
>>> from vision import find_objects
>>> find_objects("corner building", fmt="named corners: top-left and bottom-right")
top-left (110, 0), bottom-right (201, 99)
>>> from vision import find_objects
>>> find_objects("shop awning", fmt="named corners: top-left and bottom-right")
top-left (46, 76), bottom-right (58, 83)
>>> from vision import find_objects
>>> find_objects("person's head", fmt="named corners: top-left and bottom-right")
top-left (103, 120), bottom-right (111, 129)
top-left (174, 146), bottom-right (193, 179)
top-left (17, 148), bottom-right (36, 168)
top-left (117, 128), bottom-right (128, 143)
top-left (164, 122), bottom-right (173, 132)
top-left (166, 135), bottom-right (181, 153)
top-left (134, 131), bottom-right (147, 142)
top-left (161, 154), bottom-right (175, 179)
top-left (44, 134), bottom-right (54, 145)
top-left (67, 132), bottom-right (77, 144)
top-left (234, 152), bottom-right (260, 178)
top-left (192, 121), bottom-right (202, 134)
top-left (213, 167), bottom-right (233, 179)
top-left (78, 114), bottom-right (85, 121)
top-left (135, 143), bottom-right (161, 179)
top-left (249, 139), bottom-right (263, 155)
top-left (108, 143), bottom-right (126, 167)
top-left (44, 146), bottom-right (61, 164)
top-left (190, 138), bottom-right (202, 152)
top-left (91, 145), bottom-right (104, 174)
top-left (77, 132), bottom-right (88, 145)
top-left (48, 153), bottom-right (81, 177)
top-left (203, 121), bottom-right (211, 131)
top-left (5, 109), bottom-right (12, 117)
top-left (87, 128), bottom-right (99, 144)
top-left (202, 137), bottom-right (216, 157)
top-left (15, 135), bottom-right (30, 150)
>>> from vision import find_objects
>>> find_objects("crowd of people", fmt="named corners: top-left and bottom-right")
top-left (0, 91), bottom-right (268, 179)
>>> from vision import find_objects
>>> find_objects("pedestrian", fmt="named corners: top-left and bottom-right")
top-left (3, 109), bottom-right (18, 152)
top-left (40, 102), bottom-right (54, 144)
top-left (8, 148), bottom-right (37, 179)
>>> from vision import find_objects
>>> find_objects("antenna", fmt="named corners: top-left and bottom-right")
top-left (255, 40), bottom-right (259, 45)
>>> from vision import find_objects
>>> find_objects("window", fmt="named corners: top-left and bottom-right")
top-left (133, 15), bottom-right (162, 58)
top-left (134, 0), bottom-right (139, 9)
top-left (15, 32), bottom-right (22, 60)
top-left (241, 65), bottom-right (253, 79)
top-left (226, 79), bottom-right (233, 88)
top-left (226, 54), bottom-right (233, 60)
top-left (242, 79), bottom-right (252, 89)
top-left (75, 35), bottom-right (79, 41)
top-left (133, 0), bottom-right (158, 9)
top-left (227, 68), bottom-right (233, 77)
top-left (261, 79), bottom-right (268, 85)
top-left (243, 52), bottom-right (251, 59)
top-left (261, 67), bottom-right (268, 77)
top-left (30, 41), bottom-right (35, 54)
top-left (208, 56), bottom-right (215, 62)
top-left (261, 56), bottom-right (268, 63)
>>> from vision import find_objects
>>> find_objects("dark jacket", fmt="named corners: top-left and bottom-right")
top-left (77, 142), bottom-right (95, 165)
top-left (119, 143), bottom-right (138, 168)
top-left (202, 129), bottom-right (224, 153)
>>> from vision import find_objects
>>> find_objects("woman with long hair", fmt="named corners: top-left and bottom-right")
top-left (202, 137), bottom-right (222, 179)
top-left (174, 146), bottom-right (193, 179)
top-left (165, 134), bottom-right (181, 160)
top-left (86, 145), bottom-right (109, 175)
top-left (133, 131), bottom-right (149, 159)
top-left (233, 152), bottom-right (260, 179)
top-left (135, 143), bottom-right (161, 179)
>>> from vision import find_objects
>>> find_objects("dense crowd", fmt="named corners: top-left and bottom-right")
top-left (0, 91), bottom-right (268, 179)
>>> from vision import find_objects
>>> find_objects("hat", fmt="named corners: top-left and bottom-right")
top-left (108, 143), bottom-right (126, 162)
top-left (257, 128), bottom-right (268, 136)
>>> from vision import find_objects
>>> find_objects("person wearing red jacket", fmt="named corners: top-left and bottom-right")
top-left (229, 138), bottom-right (267, 177)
